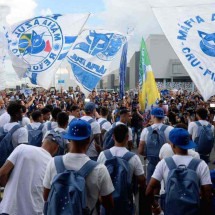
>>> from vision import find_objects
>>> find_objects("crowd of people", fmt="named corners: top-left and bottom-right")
top-left (0, 85), bottom-right (214, 215)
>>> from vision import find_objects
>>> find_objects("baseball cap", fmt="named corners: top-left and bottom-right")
top-left (85, 102), bottom-right (96, 113)
top-left (63, 119), bottom-right (91, 141)
top-left (169, 128), bottom-right (196, 150)
top-left (45, 131), bottom-right (63, 146)
top-left (151, 107), bottom-right (164, 118)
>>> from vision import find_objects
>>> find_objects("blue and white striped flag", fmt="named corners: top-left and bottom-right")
top-left (5, 14), bottom-right (90, 89)
top-left (119, 42), bottom-right (128, 99)
top-left (67, 29), bottom-right (127, 95)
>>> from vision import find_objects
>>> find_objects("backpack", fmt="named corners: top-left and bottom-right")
top-left (44, 156), bottom-right (98, 215)
top-left (146, 124), bottom-right (167, 165)
top-left (102, 150), bottom-right (135, 215)
top-left (103, 123), bottom-right (117, 150)
top-left (99, 119), bottom-right (108, 130)
top-left (194, 121), bottom-right (214, 155)
top-left (27, 124), bottom-right (44, 147)
top-left (0, 124), bottom-right (21, 167)
top-left (164, 157), bottom-right (201, 215)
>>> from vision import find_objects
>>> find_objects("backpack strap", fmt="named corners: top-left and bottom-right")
top-left (104, 149), bottom-right (113, 160)
top-left (100, 119), bottom-right (107, 127)
top-left (9, 124), bottom-right (21, 135)
top-left (147, 126), bottom-right (153, 133)
top-left (195, 121), bottom-right (202, 127)
top-left (47, 122), bottom-right (52, 130)
top-left (54, 156), bottom-right (66, 174)
top-left (87, 118), bottom-right (95, 124)
top-left (122, 151), bottom-right (135, 161)
top-left (112, 122), bottom-right (117, 128)
top-left (160, 124), bottom-right (168, 132)
top-left (78, 160), bottom-right (98, 178)
top-left (27, 124), bottom-right (32, 130)
top-left (206, 124), bottom-right (212, 129)
top-left (187, 158), bottom-right (201, 171)
top-left (38, 123), bottom-right (44, 130)
top-left (165, 157), bottom-right (177, 170)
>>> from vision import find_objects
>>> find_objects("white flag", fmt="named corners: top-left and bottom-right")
top-left (5, 14), bottom-right (90, 89)
top-left (67, 29), bottom-right (127, 95)
top-left (153, 4), bottom-right (215, 101)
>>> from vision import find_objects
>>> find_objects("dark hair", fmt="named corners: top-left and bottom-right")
top-left (57, 112), bottom-right (69, 127)
top-left (45, 104), bottom-right (54, 112)
top-left (31, 110), bottom-right (42, 122)
top-left (100, 106), bottom-right (109, 116)
top-left (69, 105), bottom-right (80, 112)
top-left (7, 102), bottom-right (23, 117)
top-left (51, 108), bottom-right (62, 120)
top-left (41, 107), bottom-right (51, 115)
top-left (175, 123), bottom-right (188, 130)
top-left (22, 105), bottom-right (27, 113)
top-left (196, 108), bottom-right (208, 120)
top-left (119, 109), bottom-right (129, 115)
top-left (113, 124), bottom-right (129, 143)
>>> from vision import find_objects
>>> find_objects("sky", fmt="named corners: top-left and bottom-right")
top-left (0, 0), bottom-right (214, 87)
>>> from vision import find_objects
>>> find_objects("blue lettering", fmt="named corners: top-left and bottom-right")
top-left (177, 30), bottom-right (188, 41)
top-left (182, 47), bottom-right (190, 53)
top-left (196, 16), bottom-right (205, 23)
top-left (42, 20), bottom-right (48, 25)
top-left (44, 59), bottom-right (51, 66)
top-left (191, 59), bottom-right (200, 67)
top-left (54, 33), bottom-right (61, 41)
top-left (49, 53), bottom-right (57, 60)
top-left (51, 28), bottom-right (59, 34)
top-left (33, 65), bottom-right (39, 71)
top-left (186, 53), bottom-right (195, 61)
top-left (184, 19), bottom-right (194, 28)
top-left (18, 26), bottom-right (25, 33)
top-left (12, 49), bottom-right (18, 54)
top-left (212, 13), bottom-right (215, 21)
top-left (25, 22), bottom-right (32, 29)
top-left (34, 19), bottom-right (39, 25)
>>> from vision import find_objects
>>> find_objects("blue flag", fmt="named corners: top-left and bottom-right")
top-left (119, 42), bottom-right (128, 99)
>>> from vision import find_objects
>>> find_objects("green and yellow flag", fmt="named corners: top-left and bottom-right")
top-left (139, 38), bottom-right (160, 111)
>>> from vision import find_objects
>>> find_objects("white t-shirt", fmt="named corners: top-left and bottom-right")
top-left (42, 121), bottom-right (58, 137)
top-left (97, 146), bottom-right (144, 180)
top-left (152, 155), bottom-right (212, 188)
top-left (43, 153), bottom-right (114, 215)
top-left (159, 143), bottom-right (200, 159)
top-left (97, 117), bottom-right (111, 131)
top-left (81, 116), bottom-right (101, 157)
top-left (0, 144), bottom-right (52, 215)
top-left (0, 112), bottom-right (10, 127)
top-left (188, 120), bottom-right (214, 141)
top-left (68, 115), bottom-right (76, 124)
top-left (21, 116), bottom-right (31, 126)
top-left (3, 122), bottom-right (28, 147)
top-left (140, 123), bottom-right (174, 142)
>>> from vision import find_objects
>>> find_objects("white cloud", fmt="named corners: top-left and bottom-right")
top-left (40, 8), bottom-right (53, 16)
top-left (0, 0), bottom-right (37, 24)
top-left (98, 0), bottom-right (215, 59)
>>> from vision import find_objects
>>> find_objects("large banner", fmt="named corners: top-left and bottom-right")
top-left (67, 29), bottom-right (127, 95)
top-left (5, 14), bottom-right (89, 89)
top-left (153, 4), bottom-right (215, 101)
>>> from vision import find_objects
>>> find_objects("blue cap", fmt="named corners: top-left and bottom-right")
top-left (151, 107), bottom-right (164, 118)
top-left (169, 128), bottom-right (196, 150)
top-left (45, 131), bottom-right (64, 146)
top-left (63, 119), bottom-right (91, 141)
top-left (85, 102), bottom-right (96, 113)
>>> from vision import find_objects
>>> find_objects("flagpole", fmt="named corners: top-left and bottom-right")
top-left (77, 13), bottom-right (91, 35)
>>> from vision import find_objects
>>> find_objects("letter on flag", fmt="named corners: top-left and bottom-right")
top-left (5, 14), bottom-right (90, 89)
top-left (139, 38), bottom-right (160, 111)
top-left (67, 29), bottom-right (127, 95)
top-left (119, 42), bottom-right (128, 99)
top-left (153, 4), bottom-right (215, 101)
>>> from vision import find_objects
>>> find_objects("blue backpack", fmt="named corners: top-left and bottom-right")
top-left (0, 124), bottom-right (21, 167)
top-left (194, 121), bottom-right (214, 155)
top-left (146, 125), bottom-right (167, 165)
top-left (164, 157), bottom-right (201, 215)
top-left (47, 122), bottom-right (52, 131)
top-left (102, 150), bottom-right (135, 215)
top-left (44, 156), bottom-right (98, 215)
top-left (103, 123), bottom-right (117, 150)
top-left (27, 124), bottom-right (44, 147)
